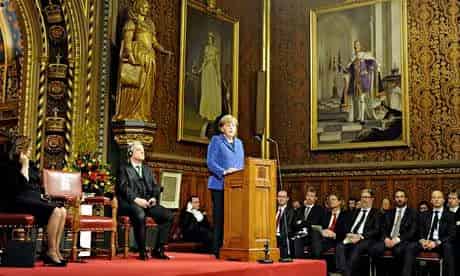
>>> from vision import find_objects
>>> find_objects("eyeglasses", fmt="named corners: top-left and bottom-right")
top-left (361, 195), bottom-right (372, 199)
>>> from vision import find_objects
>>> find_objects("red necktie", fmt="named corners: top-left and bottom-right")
top-left (329, 213), bottom-right (337, 231)
top-left (276, 208), bottom-right (282, 229)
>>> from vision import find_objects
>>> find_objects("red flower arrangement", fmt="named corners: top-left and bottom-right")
top-left (66, 152), bottom-right (115, 195)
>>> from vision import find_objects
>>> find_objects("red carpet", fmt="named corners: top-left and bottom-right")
top-left (0, 253), bottom-right (326, 276)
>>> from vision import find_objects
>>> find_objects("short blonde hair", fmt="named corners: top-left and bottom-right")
top-left (218, 114), bottom-right (238, 129)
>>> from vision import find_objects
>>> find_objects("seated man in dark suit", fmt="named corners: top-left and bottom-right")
top-left (369, 189), bottom-right (417, 276)
top-left (310, 193), bottom-right (348, 259)
top-left (403, 190), bottom-right (456, 276)
top-left (293, 187), bottom-right (324, 258)
top-left (117, 141), bottom-right (174, 260)
top-left (335, 188), bottom-right (381, 276)
top-left (179, 195), bottom-right (213, 251)
top-left (447, 190), bottom-right (460, 274)
top-left (275, 190), bottom-right (295, 259)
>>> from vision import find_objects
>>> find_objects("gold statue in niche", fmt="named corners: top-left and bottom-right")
top-left (113, 0), bottom-right (173, 122)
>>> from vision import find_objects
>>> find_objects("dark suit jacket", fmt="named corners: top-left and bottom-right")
top-left (294, 204), bottom-right (324, 231)
top-left (117, 162), bottom-right (161, 203)
top-left (417, 209), bottom-right (456, 244)
top-left (0, 160), bottom-right (42, 209)
top-left (380, 207), bottom-right (417, 242)
top-left (321, 209), bottom-right (348, 242)
top-left (346, 208), bottom-right (381, 240)
top-left (179, 209), bottom-right (211, 240)
top-left (277, 205), bottom-right (295, 238)
top-left (453, 209), bottom-right (460, 245)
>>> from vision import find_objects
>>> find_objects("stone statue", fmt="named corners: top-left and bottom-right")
top-left (113, 0), bottom-right (173, 122)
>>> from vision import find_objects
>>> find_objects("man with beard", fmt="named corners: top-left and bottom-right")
top-left (369, 189), bottom-right (417, 276)
top-left (293, 187), bottom-right (324, 258)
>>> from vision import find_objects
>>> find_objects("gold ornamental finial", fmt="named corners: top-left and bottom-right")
top-left (206, 0), bottom-right (216, 9)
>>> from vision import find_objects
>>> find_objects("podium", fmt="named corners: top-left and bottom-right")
top-left (220, 157), bottom-right (280, 261)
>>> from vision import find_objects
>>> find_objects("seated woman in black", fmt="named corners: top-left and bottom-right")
top-left (179, 195), bottom-right (213, 252)
top-left (0, 136), bottom-right (67, 266)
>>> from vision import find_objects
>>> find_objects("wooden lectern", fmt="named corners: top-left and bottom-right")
top-left (220, 157), bottom-right (280, 261)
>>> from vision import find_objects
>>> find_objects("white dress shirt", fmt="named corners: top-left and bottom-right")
top-left (276, 205), bottom-right (287, 236)
top-left (351, 208), bottom-right (371, 235)
top-left (429, 208), bottom-right (443, 241)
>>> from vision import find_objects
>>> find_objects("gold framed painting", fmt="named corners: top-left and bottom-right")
top-left (159, 170), bottom-right (182, 209)
top-left (310, 0), bottom-right (409, 150)
top-left (178, 0), bottom-right (239, 143)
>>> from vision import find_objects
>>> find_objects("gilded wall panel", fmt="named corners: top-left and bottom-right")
top-left (272, 0), bottom-right (460, 168)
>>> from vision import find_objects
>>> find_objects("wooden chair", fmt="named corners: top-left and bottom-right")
top-left (415, 251), bottom-right (443, 276)
top-left (0, 213), bottom-right (37, 250)
top-left (118, 215), bottom-right (157, 258)
top-left (43, 169), bottom-right (117, 261)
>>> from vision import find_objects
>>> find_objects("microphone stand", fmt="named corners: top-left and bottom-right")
top-left (267, 137), bottom-right (292, 262)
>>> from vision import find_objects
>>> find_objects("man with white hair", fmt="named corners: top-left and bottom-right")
top-left (117, 141), bottom-right (174, 260)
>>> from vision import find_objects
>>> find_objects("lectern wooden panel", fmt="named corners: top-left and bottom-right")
top-left (220, 157), bottom-right (280, 261)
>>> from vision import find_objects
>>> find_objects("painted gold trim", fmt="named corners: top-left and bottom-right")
top-left (261, 0), bottom-right (271, 159)
top-left (62, 0), bottom-right (88, 160)
top-left (309, 0), bottom-right (410, 150)
top-left (177, 0), bottom-right (239, 144)
top-left (15, 0), bottom-right (49, 163)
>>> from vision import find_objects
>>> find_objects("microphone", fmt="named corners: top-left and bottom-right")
top-left (254, 134), bottom-right (262, 142)
top-left (266, 137), bottom-right (292, 261)
top-left (265, 137), bottom-right (283, 191)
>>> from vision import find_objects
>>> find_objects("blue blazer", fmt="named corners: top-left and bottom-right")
top-left (207, 134), bottom-right (245, 190)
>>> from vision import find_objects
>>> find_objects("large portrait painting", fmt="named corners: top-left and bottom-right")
top-left (310, 0), bottom-right (409, 150)
top-left (178, 0), bottom-right (239, 143)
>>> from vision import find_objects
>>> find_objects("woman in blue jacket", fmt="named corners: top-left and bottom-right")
top-left (207, 114), bottom-right (244, 258)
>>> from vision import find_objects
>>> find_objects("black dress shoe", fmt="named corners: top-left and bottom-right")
top-left (151, 248), bottom-right (170, 260)
top-left (138, 251), bottom-right (149, 261)
top-left (43, 254), bottom-right (67, 267)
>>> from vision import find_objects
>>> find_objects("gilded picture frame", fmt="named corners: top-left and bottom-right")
top-left (159, 170), bottom-right (182, 209)
top-left (178, 0), bottom-right (239, 144)
top-left (310, 0), bottom-right (409, 150)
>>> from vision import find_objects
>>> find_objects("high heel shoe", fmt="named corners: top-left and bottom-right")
top-left (43, 254), bottom-right (67, 267)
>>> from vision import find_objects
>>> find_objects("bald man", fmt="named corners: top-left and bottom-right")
top-left (402, 190), bottom-right (456, 276)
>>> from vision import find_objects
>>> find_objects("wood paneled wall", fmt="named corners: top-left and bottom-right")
top-left (282, 172), bottom-right (460, 209)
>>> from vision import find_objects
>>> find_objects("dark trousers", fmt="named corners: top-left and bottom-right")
top-left (369, 240), bottom-right (411, 276)
top-left (336, 239), bottom-right (374, 276)
top-left (211, 189), bottom-right (224, 256)
top-left (119, 199), bottom-right (173, 253)
top-left (403, 241), bottom-right (456, 276)
top-left (293, 234), bottom-right (312, 258)
top-left (183, 227), bottom-right (214, 252)
top-left (277, 235), bottom-right (294, 258)
top-left (310, 230), bottom-right (337, 259)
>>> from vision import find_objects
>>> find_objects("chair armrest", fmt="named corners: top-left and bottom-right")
top-left (83, 196), bottom-right (112, 205)
top-left (48, 194), bottom-right (79, 205)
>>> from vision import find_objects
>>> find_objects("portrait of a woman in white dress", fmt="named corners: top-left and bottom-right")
top-left (196, 32), bottom-right (222, 121)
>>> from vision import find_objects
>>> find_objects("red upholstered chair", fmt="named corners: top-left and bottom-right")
top-left (415, 251), bottom-right (443, 276)
top-left (118, 215), bottom-right (157, 258)
top-left (43, 169), bottom-right (118, 261)
top-left (0, 213), bottom-right (36, 251)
